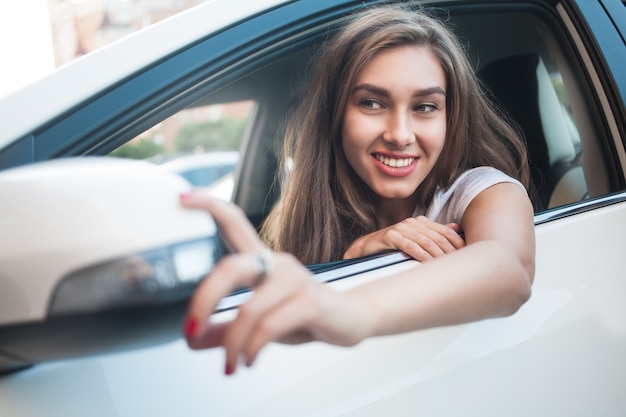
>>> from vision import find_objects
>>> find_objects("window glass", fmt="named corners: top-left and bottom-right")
top-left (536, 62), bottom-right (588, 209)
top-left (109, 100), bottom-right (256, 200)
top-left (454, 9), bottom-right (593, 212)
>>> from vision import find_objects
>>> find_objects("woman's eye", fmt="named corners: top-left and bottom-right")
top-left (360, 99), bottom-right (381, 110)
top-left (414, 103), bottom-right (438, 113)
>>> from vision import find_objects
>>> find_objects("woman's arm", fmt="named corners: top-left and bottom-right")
top-left (350, 182), bottom-right (535, 336)
top-left (182, 182), bottom-right (534, 374)
top-left (181, 193), bottom-right (371, 374)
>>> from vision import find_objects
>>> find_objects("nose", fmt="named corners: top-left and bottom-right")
top-left (382, 110), bottom-right (415, 147)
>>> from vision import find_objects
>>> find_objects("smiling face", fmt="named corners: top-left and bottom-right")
top-left (341, 46), bottom-right (447, 210)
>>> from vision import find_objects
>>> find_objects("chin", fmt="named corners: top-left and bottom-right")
top-left (373, 188), bottom-right (418, 201)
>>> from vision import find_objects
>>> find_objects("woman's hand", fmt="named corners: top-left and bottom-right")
top-left (343, 216), bottom-right (465, 261)
top-left (180, 192), bottom-right (370, 375)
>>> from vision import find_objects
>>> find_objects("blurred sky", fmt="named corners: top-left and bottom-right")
top-left (0, 1), bottom-right (55, 98)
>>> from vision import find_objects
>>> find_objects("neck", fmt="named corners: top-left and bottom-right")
top-left (374, 194), bottom-right (418, 228)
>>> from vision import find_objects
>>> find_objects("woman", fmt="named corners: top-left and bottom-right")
top-left (261, 5), bottom-right (531, 265)
top-left (181, 5), bottom-right (535, 376)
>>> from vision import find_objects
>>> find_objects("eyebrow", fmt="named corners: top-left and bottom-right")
top-left (351, 84), bottom-right (446, 98)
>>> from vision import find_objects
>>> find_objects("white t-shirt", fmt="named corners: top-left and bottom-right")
top-left (412, 166), bottom-right (525, 225)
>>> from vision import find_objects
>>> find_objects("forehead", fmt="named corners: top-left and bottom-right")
top-left (355, 46), bottom-right (446, 90)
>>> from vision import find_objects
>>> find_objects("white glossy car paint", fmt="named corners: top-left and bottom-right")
top-left (1, 200), bottom-right (625, 416)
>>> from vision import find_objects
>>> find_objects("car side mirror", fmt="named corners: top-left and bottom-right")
top-left (0, 157), bottom-right (223, 375)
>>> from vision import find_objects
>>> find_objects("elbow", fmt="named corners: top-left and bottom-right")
top-left (492, 243), bottom-right (535, 317)
top-left (506, 278), bottom-right (532, 316)
top-left (498, 284), bottom-right (531, 318)
top-left (502, 233), bottom-right (536, 316)
top-left (501, 261), bottom-right (535, 317)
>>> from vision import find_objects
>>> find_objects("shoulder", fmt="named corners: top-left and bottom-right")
top-left (452, 166), bottom-right (525, 194)
top-left (423, 167), bottom-right (526, 224)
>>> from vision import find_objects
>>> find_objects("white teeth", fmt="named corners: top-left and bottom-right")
top-left (375, 154), bottom-right (415, 168)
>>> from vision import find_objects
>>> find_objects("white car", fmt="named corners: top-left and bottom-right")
top-left (1, 0), bottom-right (625, 416)
top-left (157, 151), bottom-right (239, 187)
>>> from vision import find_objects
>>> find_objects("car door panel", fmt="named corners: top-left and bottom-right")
top-left (1, 197), bottom-right (625, 416)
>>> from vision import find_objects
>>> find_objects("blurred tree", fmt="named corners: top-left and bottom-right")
top-left (174, 118), bottom-right (246, 153)
top-left (110, 138), bottom-right (164, 159)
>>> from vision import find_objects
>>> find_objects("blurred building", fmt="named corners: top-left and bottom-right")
top-left (46, 0), bottom-right (250, 155)
top-left (48, 0), bottom-right (204, 67)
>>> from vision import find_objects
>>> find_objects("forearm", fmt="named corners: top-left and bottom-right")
top-left (350, 240), bottom-right (533, 338)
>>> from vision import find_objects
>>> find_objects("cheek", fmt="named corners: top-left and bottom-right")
top-left (341, 130), bottom-right (360, 169)
top-left (341, 111), bottom-right (359, 154)
top-left (421, 120), bottom-right (447, 156)
top-left (342, 109), bottom-right (374, 151)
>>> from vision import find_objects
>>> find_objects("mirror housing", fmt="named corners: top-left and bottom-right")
top-left (0, 157), bottom-right (222, 374)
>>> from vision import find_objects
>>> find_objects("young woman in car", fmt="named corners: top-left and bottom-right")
top-left (180, 5), bottom-right (535, 376)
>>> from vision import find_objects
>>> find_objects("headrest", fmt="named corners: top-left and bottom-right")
top-left (534, 56), bottom-right (576, 164)
top-left (479, 54), bottom-right (576, 166)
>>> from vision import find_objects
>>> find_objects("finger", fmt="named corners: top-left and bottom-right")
top-left (187, 321), bottom-right (229, 350)
top-left (185, 253), bottom-right (265, 339)
top-left (243, 281), bottom-right (362, 366)
top-left (380, 229), bottom-right (433, 261)
top-left (382, 223), bottom-right (449, 259)
top-left (400, 237), bottom-right (438, 261)
top-left (222, 253), bottom-right (309, 374)
top-left (441, 223), bottom-right (466, 248)
top-left (420, 228), bottom-right (458, 254)
top-left (223, 277), bottom-right (301, 373)
top-left (396, 229), bottom-right (457, 260)
top-left (245, 282), bottom-right (369, 367)
top-left (410, 217), bottom-right (465, 251)
top-left (180, 191), bottom-right (264, 253)
top-left (244, 293), bottom-right (317, 367)
top-left (372, 227), bottom-right (442, 261)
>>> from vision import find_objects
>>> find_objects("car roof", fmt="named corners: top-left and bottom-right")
top-left (0, 0), bottom-right (289, 151)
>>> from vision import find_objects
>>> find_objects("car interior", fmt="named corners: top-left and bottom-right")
top-left (478, 52), bottom-right (587, 210)
top-left (121, 4), bottom-right (612, 241)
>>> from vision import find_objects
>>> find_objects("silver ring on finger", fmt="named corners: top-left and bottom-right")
top-left (251, 249), bottom-right (273, 287)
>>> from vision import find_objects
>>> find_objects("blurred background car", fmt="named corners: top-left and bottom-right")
top-left (155, 150), bottom-right (239, 189)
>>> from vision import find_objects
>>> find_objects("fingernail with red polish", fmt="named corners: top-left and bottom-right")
top-left (184, 317), bottom-right (198, 338)
top-left (225, 362), bottom-right (235, 376)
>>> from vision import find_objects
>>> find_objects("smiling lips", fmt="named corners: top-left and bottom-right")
top-left (374, 154), bottom-right (415, 167)
top-left (372, 153), bottom-right (418, 176)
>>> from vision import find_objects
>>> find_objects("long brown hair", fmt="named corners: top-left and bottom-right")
top-left (261, 5), bottom-right (529, 264)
